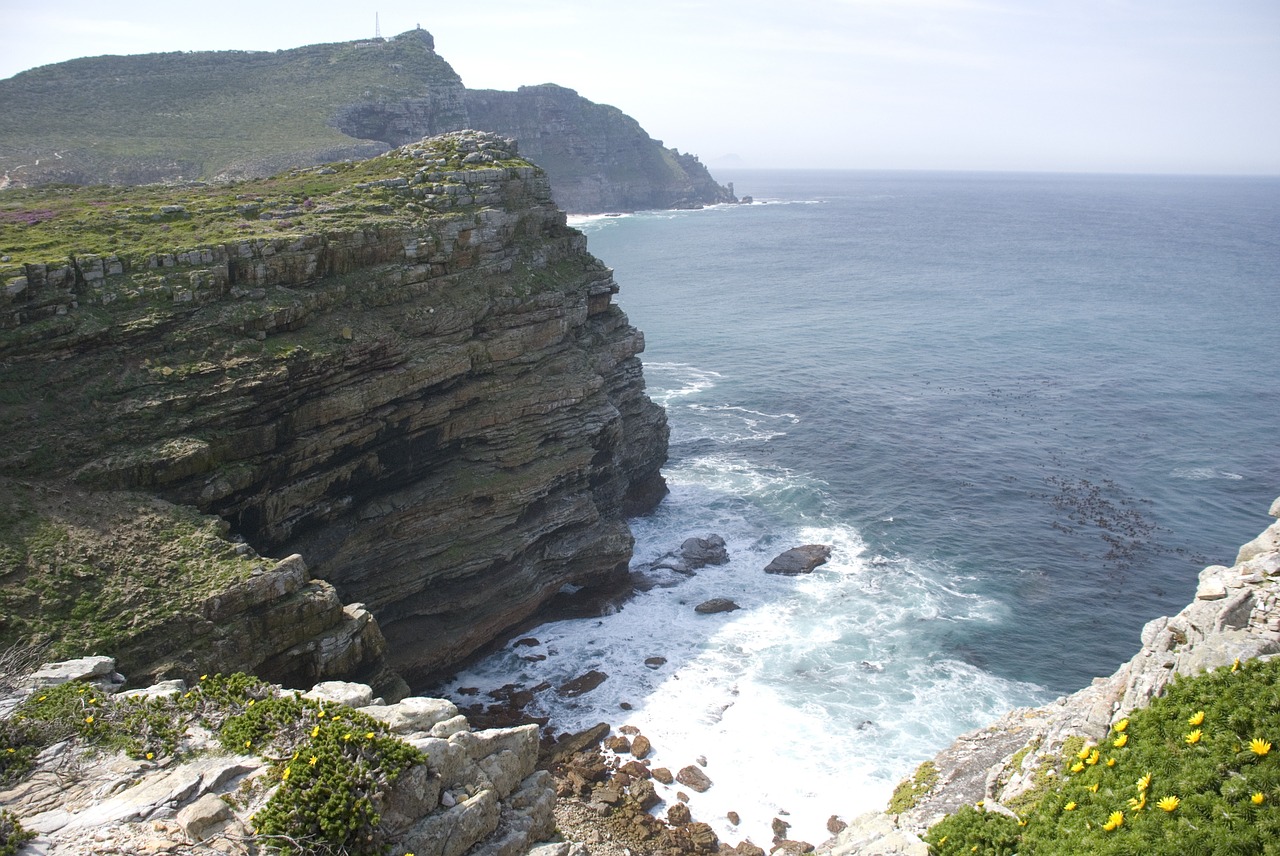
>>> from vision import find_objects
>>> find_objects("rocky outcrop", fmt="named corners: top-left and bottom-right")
top-left (818, 497), bottom-right (1280, 854)
top-left (465, 84), bottom-right (737, 213)
top-left (763, 545), bottom-right (832, 575)
top-left (0, 131), bottom-right (668, 687)
top-left (0, 29), bottom-right (734, 213)
top-left (0, 663), bottom-right (555, 856)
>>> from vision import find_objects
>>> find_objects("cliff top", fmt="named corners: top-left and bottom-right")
top-left (0, 29), bottom-right (465, 184)
top-left (0, 131), bottom-right (530, 281)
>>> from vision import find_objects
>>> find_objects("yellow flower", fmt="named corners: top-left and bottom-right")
top-left (1188, 710), bottom-right (1205, 726)
top-left (316, 710), bottom-right (325, 718)
top-left (309, 756), bottom-right (318, 766)
top-left (1071, 761), bottom-right (1085, 773)
top-left (1157, 796), bottom-right (1180, 812)
top-left (1102, 810), bottom-right (1124, 831)
top-left (1088, 783), bottom-right (1099, 793)
top-left (1232, 658), bottom-right (1241, 672)
top-left (365, 731), bottom-right (375, 740)
top-left (84, 716), bottom-right (94, 724)
top-left (281, 767), bottom-right (291, 780)
top-left (1185, 729), bottom-right (1202, 745)
top-left (146, 752), bottom-right (154, 760)
top-left (1136, 773), bottom-right (1151, 792)
top-left (1253, 792), bottom-right (1266, 805)
top-left (311, 725), bottom-right (320, 738)
top-left (1250, 738), bottom-right (1272, 757)
top-left (37, 695), bottom-right (46, 701)
top-left (1114, 733), bottom-right (1128, 748)
top-left (244, 740), bottom-right (251, 749)
top-left (88, 698), bottom-right (97, 704)
top-left (6, 748), bottom-right (14, 754)
top-left (1106, 757), bottom-right (1117, 767)
top-left (1064, 801), bottom-right (1076, 811)
top-left (247, 699), bottom-right (255, 706)
top-left (343, 733), bottom-right (352, 742)
top-left (1086, 749), bottom-right (1100, 766)
top-left (1114, 718), bottom-right (1129, 733)
top-left (1077, 744), bottom-right (1092, 760)
top-left (200, 674), bottom-right (208, 681)
top-left (1128, 794), bottom-right (1146, 811)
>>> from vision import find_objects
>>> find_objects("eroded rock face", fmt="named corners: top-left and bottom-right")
top-left (0, 132), bottom-right (668, 686)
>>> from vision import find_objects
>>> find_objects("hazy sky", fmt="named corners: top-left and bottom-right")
top-left (2, 0), bottom-right (1277, 174)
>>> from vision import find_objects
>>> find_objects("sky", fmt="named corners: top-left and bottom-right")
top-left (2, 0), bottom-right (1278, 174)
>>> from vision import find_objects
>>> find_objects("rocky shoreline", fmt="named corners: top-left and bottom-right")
top-left (819, 495), bottom-right (1280, 855)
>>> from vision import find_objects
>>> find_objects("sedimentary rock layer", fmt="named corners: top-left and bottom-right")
top-left (0, 132), bottom-right (668, 685)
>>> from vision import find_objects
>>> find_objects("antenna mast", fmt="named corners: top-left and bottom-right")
top-left (375, 12), bottom-right (381, 39)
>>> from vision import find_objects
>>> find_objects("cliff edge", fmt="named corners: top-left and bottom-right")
top-left (0, 131), bottom-right (668, 688)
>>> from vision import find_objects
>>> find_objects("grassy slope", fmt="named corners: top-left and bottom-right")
top-left (0, 31), bottom-right (462, 179)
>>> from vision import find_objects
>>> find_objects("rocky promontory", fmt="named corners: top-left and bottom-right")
top-left (0, 131), bottom-right (668, 688)
top-left (0, 29), bottom-right (735, 214)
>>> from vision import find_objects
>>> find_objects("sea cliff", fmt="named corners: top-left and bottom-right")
top-left (0, 131), bottom-right (668, 689)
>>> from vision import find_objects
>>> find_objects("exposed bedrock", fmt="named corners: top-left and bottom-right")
top-left (0, 132), bottom-right (669, 686)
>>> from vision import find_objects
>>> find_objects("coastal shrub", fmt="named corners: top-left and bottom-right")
top-left (1, 672), bottom-right (427, 856)
top-left (925, 657), bottom-right (1280, 855)
top-left (0, 809), bottom-right (35, 856)
top-left (210, 677), bottom-right (427, 856)
top-left (888, 760), bottom-right (939, 813)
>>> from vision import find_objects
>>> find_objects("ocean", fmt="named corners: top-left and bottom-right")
top-left (439, 170), bottom-right (1280, 846)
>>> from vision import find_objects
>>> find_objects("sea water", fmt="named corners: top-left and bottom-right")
top-left (440, 171), bottom-right (1280, 846)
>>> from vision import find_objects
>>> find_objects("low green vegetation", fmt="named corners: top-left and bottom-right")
top-left (0, 478), bottom-right (260, 661)
top-left (0, 30), bottom-right (466, 183)
top-left (924, 657), bottom-right (1280, 855)
top-left (1, 671), bottom-right (426, 855)
top-left (889, 760), bottom-right (939, 813)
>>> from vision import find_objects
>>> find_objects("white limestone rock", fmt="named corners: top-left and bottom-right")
top-left (304, 680), bottom-right (374, 708)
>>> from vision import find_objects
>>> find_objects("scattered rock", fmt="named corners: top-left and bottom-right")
top-left (606, 735), bottom-right (632, 753)
top-left (668, 803), bottom-right (693, 825)
top-left (677, 765), bottom-right (713, 792)
top-left (727, 810), bottom-right (740, 825)
top-left (629, 778), bottom-right (661, 811)
top-left (631, 734), bottom-right (652, 758)
top-left (645, 656), bottom-right (668, 669)
top-left (557, 670), bottom-right (608, 698)
top-left (772, 817), bottom-right (791, 839)
top-left (695, 598), bottom-right (741, 614)
top-left (826, 814), bottom-right (848, 835)
top-left (764, 545), bottom-right (833, 575)
top-left (653, 767), bottom-right (675, 784)
top-left (514, 637), bottom-right (541, 648)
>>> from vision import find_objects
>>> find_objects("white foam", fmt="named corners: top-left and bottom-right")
top-left (1171, 467), bottom-right (1244, 481)
top-left (443, 363), bottom-right (1047, 846)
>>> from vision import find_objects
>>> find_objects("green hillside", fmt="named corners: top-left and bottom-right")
top-left (0, 29), bottom-right (465, 183)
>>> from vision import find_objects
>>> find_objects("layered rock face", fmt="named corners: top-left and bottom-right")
top-left (820, 497), bottom-right (1280, 855)
top-left (0, 132), bottom-right (668, 686)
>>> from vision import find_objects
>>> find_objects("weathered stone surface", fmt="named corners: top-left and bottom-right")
top-left (558, 670), bottom-right (609, 698)
top-left (676, 765), bottom-right (713, 793)
top-left (695, 598), bottom-right (741, 614)
top-left (28, 656), bottom-right (116, 688)
top-left (362, 696), bottom-right (460, 734)
top-left (2, 669), bottom-right (554, 856)
top-left (764, 545), bottom-right (833, 576)
top-left (630, 734), bottom-right (652, 758)
top-left (304, 679), bottom-right (375, 708)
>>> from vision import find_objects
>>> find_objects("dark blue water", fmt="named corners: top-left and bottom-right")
top-left (589, 170), bottom-right (1280, 690)
top-left (452, 171), bottom-right (1280, 842)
